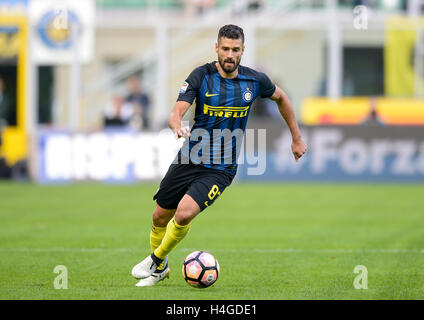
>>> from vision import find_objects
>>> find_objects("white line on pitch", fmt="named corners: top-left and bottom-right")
top-left (181, 248), bottom-right (424, 254)
top-left (0, 247), bottom-right (423, 254)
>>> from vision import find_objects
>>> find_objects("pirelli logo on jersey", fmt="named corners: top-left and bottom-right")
top-left (203, 104), bottom-right (250, 118)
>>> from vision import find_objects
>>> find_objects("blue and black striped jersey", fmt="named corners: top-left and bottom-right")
top-left (177, 61), bottom-right (276, 176)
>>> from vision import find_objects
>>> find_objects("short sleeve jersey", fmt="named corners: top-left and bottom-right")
top-left (177, 61), bottom-right (276, 177)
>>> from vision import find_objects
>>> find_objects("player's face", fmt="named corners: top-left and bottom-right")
top-left (216, 37), bottom-right (244, 74)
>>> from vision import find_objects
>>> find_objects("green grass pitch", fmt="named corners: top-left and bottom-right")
top-left (0, 181), bottom-right (423, 300)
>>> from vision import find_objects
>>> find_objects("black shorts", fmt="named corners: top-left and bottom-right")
top-left (153, 163), bottom-right (234, 211)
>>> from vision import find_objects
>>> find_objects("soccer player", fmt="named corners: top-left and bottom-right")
top-left (131, 24), bottom-right (307, 286)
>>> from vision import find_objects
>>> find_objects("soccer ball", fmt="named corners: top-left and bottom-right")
top-left (182, 251), bottom-right (220, 288)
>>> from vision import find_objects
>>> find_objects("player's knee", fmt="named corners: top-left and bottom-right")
top-left (174, 210), bottom-right (192, 225)
top-left (174, 205), bottom-right (196, 226)
top-left (152, 205), bottom-right (174, 227)
top-left (153, 212), bottom-right (167, 227)
top-left (173, 194), bottom-right (201, 225)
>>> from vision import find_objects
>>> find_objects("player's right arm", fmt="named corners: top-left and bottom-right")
top-left (168, 101), bottom-right (191, 139)
top-left (171, 64), bottom-right (207, 139)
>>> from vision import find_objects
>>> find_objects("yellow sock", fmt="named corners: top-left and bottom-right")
top-left (150, 224), bottom-right (167, 270)
top-left (154, 218), bottom-right (191, 260)
top-left (150, 224), bottom-right (167, 253)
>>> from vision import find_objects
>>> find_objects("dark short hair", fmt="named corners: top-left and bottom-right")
top-left (218, 24), bottom-right (244, 44)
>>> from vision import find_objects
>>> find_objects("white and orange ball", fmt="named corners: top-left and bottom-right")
top-left (182, 251), bottom-right (220, 288)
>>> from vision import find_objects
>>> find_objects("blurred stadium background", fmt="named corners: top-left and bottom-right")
top-left (0, 0), bottom-right (423, 183)
top-left (1, 0), bottom-right (424, 300)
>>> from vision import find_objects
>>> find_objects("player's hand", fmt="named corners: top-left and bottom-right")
top-left (292, 139), bottom-right (307, 162)
top-left (174, 126), bottom-right (191, 139)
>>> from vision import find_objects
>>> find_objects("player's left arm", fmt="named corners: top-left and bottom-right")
top-left (269, 85), bottom-right (307, 162)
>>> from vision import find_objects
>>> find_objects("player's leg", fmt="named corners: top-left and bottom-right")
top-left (149, 203), bottom-right (175, 270)
top-left (151, 169), bottom-right (233, 264)
top-left (133, 195), bottom-right (200, 280)
top-left (132, 163), bottom-right (193, 281)
top-left (150, 204), bottom-right (175, 253)
top-left (131, 203), bottom-right (174, 280)
top-left (152, 194), bottom-right (200, 260)
top-left (132, 205), bottom-right (174, 286)
top-left (133, 166), bottom-right (233, 284)
top-left (135, 196), bottom-right (199, 286)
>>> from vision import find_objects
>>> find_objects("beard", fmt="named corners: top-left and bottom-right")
top-left (218, 56), bottom-right (240, 74)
